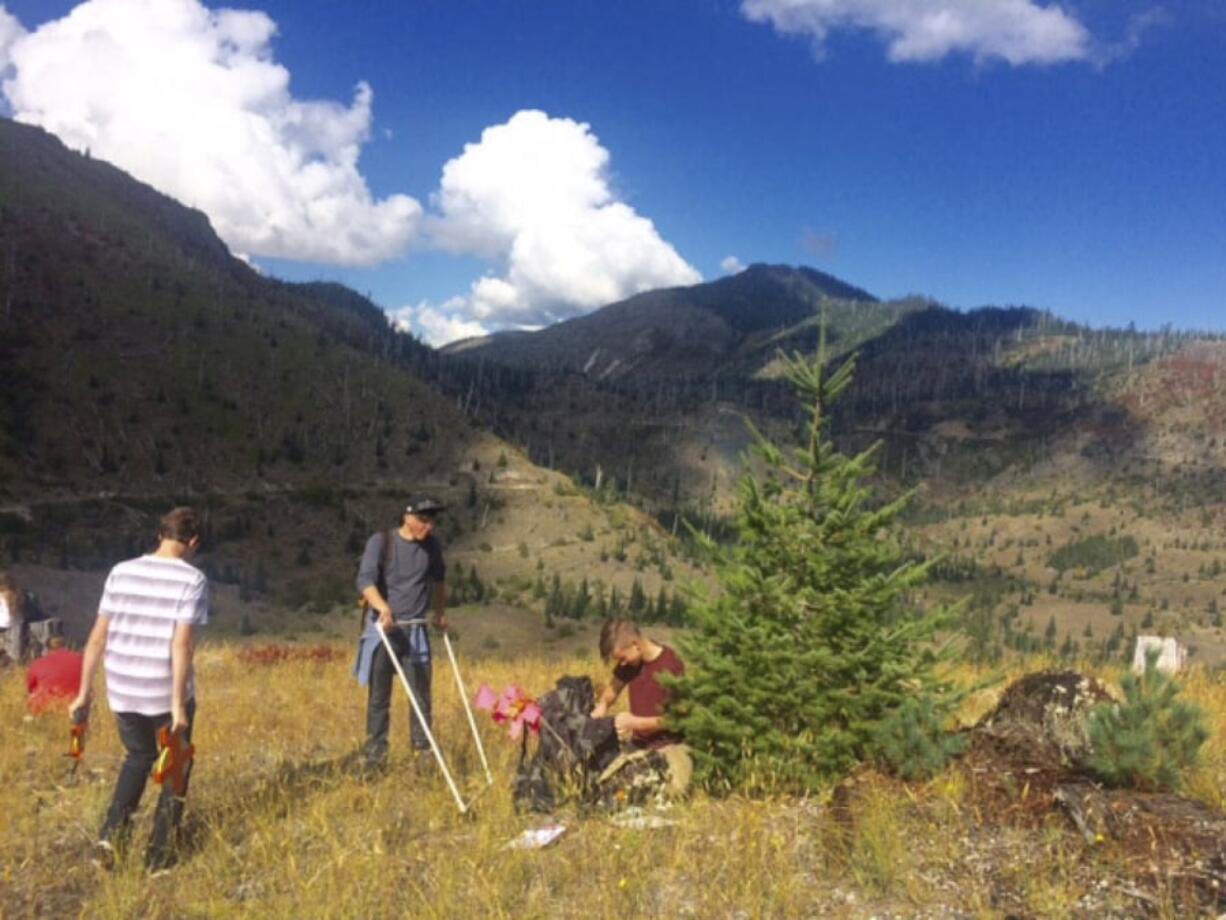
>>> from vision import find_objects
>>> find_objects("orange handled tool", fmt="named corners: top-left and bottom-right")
top-left (152, 726), bottom-right (194, 797)
top-left (67, 705), bottom-right (89, 774)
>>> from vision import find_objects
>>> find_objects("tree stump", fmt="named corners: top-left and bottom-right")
top-left (962, 670), bottom-right (1225, 912)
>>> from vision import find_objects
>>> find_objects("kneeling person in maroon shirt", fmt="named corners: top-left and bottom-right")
top-left (592, 619), bottom-right (685, 749)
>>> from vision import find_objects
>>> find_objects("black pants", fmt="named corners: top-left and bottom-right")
top-left (100, 700), bottom-right (196, 867)
top-left (365, 628), bottom-right (432, 764)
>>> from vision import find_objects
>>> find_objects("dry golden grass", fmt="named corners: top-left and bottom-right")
top-left (2, 643), bottom-right (1224, 919)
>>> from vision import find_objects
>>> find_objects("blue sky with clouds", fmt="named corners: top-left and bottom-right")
top-left (2, 0), bottom-right (1223, 342)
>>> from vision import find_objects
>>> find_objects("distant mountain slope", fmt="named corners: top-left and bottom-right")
top-left (0, 116), bottom-right (457, 491)
top-left (437, 258), bottom-right (1212, 511)
top-left (446, 263), bottom-right (889, 379)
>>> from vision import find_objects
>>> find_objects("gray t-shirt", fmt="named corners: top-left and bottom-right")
top-left (356, 531), bottom-right (446, 622)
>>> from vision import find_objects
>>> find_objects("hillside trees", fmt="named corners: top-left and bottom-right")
top-left (540, 571), bottom-right (686, 625)
top-left (666, 325), bottom-right (960, 793)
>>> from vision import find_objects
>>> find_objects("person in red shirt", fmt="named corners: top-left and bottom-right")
top-left (591, 619), bottom-right (685, 749)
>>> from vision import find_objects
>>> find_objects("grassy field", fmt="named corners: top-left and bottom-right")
top-left (3, 634), bottom-right (1225, 919)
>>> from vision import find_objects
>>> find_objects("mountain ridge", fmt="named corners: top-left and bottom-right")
top-left (443, 262), bottom-right (885, 380)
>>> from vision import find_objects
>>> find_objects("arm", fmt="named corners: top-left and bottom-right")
top-left (361, 585), bottom-right (394, 629)
top-left (68, 615), bottom-right (110, 720)
top-left (613, 652), bottom-right (684, 739)
top-left (431, 582), bottom-right (447, 631)
top-left (614, 712), bottom-right (664, 738)
top-left (170, 622), bottom-right (194, 732)
top-left (356, 535), bottom-right (393, 629)
top-left (591, 675), bottom-right (625, 718)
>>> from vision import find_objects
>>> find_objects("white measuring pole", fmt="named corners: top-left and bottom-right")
top-left (442, 632), bottom-right (493, 785)
top-left (375, 622), bottom-right (468, 814)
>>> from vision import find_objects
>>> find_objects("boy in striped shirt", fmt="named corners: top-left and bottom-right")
top-left (69, 507), bottom-right (208, 871)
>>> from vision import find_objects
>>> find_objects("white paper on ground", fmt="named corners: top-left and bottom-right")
top-left (611, 813), bottom-right (677, 830)
top-left (505, 824), bottom-right (567, 850)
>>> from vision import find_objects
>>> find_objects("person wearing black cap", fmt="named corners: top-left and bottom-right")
top-left (354, 496), bottom-right (448, 769)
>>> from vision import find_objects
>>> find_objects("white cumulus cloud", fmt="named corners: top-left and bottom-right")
top-left (390, 299), bottom-right (490, 348)
top-left (741, 0), bottom-right (1092, 66)
top-left (0, 6), bottom-right (24, 76)
top-left (422, 109), bottom-right (701, 333)
top-left (0, 0), bottom-right (420, 265)
top-left (720, 255), bottom-right (746, 275)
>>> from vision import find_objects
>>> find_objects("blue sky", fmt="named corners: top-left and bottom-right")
top-left (2, 0), bottom-right (1223, 341)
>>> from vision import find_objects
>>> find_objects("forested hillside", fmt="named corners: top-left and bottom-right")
top-left (0, 118), bottom-right (694, 628)
top-left (0, 118), bottom-right (450, 491)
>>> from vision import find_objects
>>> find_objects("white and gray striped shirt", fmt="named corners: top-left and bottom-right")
top-left (100, 555), bottom-right (209, 716)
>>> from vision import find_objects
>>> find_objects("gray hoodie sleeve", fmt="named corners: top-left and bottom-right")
top-left (356, 533), bottom-right (385, 594)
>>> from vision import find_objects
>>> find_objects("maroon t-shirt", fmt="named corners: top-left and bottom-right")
top-left (614, 644), bottom-right (685, 748)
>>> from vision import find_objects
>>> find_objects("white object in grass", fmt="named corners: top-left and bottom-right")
top-left (1131, 635), bottom-right (1187, 675)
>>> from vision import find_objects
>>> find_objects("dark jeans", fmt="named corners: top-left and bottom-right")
top-left (100, 699), bottom-right (196, 868)
top-left (365, 628), bottom-right (432, 764)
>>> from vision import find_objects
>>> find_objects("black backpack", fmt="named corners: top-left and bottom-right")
top-left (513, 675), bottom-right (620, 813)
top-left (23, 590), bottom-right (45, 623)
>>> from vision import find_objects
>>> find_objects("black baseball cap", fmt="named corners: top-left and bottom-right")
top-left (406, 495), bottom-right (447, 516)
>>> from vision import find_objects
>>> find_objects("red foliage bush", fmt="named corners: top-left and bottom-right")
top-left (237, 644), bottom-right (346, 667)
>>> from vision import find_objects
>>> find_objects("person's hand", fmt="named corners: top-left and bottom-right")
top-left (614, 711), bottom-right (637, 741)
top-left (432, 612), bottom-right (448, 632)
top-left (171, 703), bottom-right (189, 734)
top-left (377, 608), bottom-right (394, 631)
top-left (590, 702), bottom-right (608, 719)
top-left (68, 692), bottom-right (90, 722)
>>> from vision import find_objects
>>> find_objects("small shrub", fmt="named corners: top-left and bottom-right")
top-left (1086, 653), bottom-right (1209, 791)
top-left (869, 696), bottom-right (968, 781)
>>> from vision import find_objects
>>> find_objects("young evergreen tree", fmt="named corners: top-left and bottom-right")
top-left (665, 327), bottom-right (959, 793)
top-left (668, 591), bottom-right (688, 627)
top-left (1086, 651), bottom-right (1209, 792)
top-left (467, 566), bottom-right (485, 603)
top-left (545, 573), bottom-right (563, 626)
top-left (628, 578), bottom-right (647, 620)
top-left (573, 577), bottom-right (592, 619)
